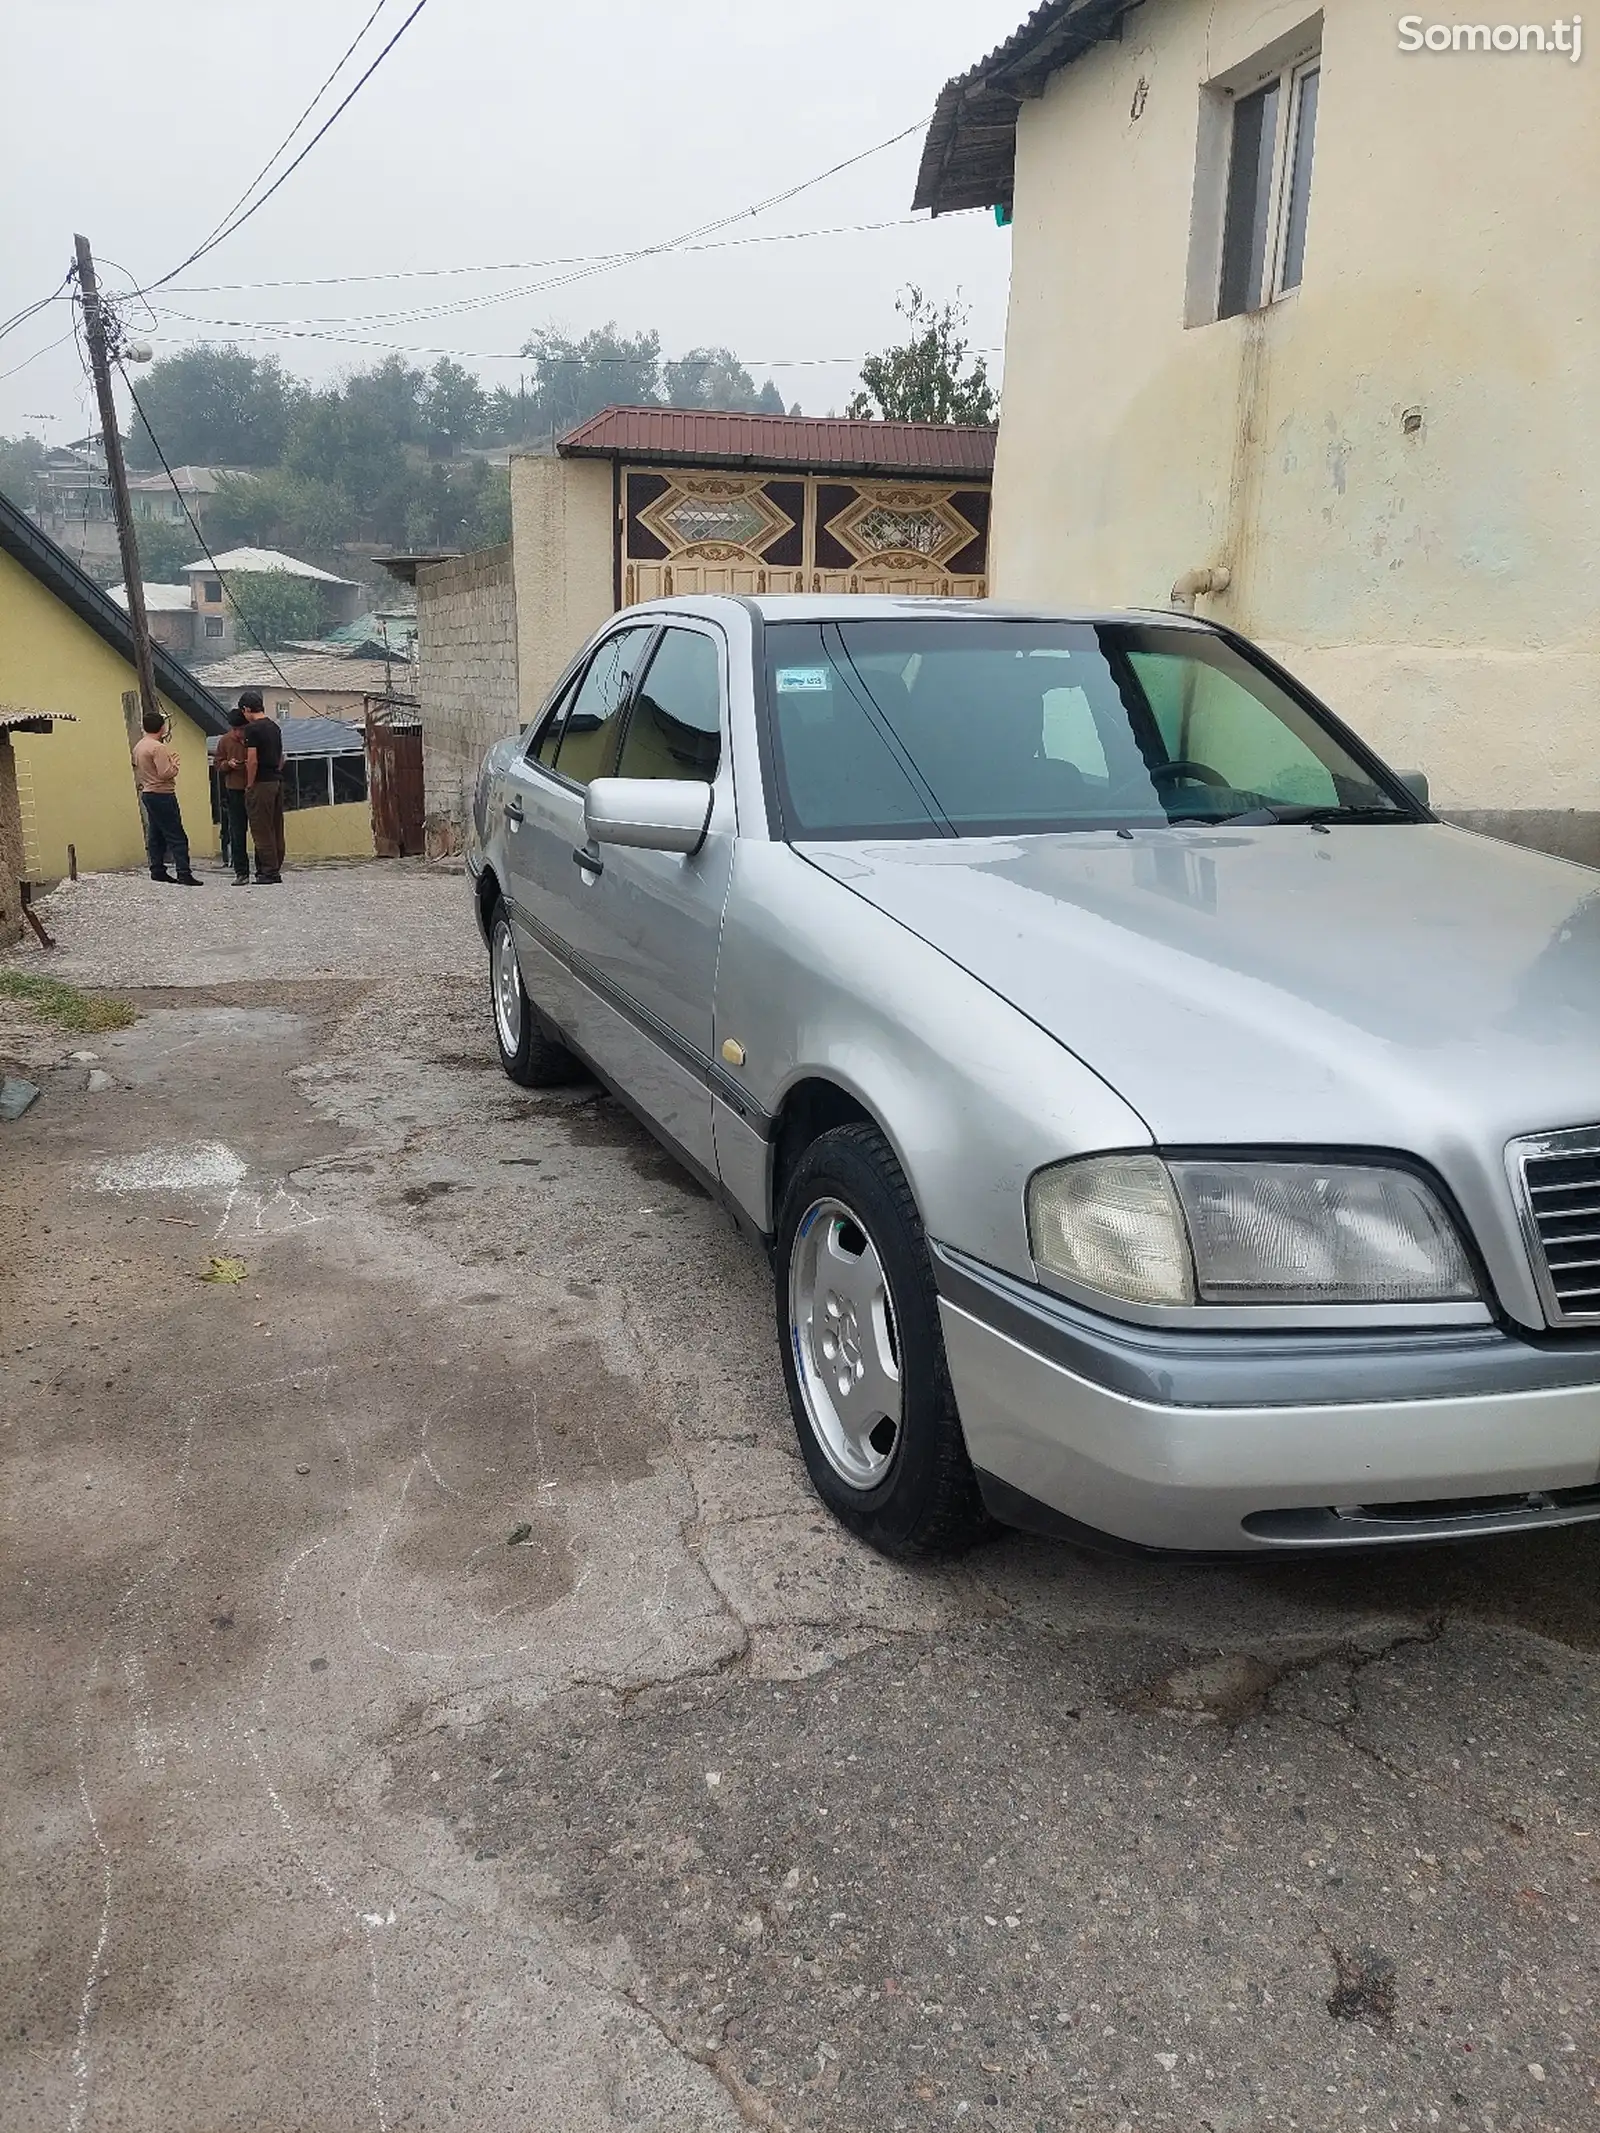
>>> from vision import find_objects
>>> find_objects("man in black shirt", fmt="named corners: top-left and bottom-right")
top-left (240, 689), bottom-right (286, 883)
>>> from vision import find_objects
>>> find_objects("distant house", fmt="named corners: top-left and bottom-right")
top-left (127, 464), bottom-right (247, 531)
top-left (0, 488), bottom-right (227, 879)
top-left (33, 440), bottom-right (119, 572)
top-left (106, 580), bottom-right (198, 656)
top-left (183, 546), bottom-right (365, 660)
top-left (194, 648), bottom-right (409, 721)
top-left (110, 545), bottom-right (368, 662)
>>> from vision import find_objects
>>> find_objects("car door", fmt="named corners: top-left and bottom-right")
top-left (499, 623), bottom-right (655, 1032)
top-left (563, 621), bottom-right (734, 1177)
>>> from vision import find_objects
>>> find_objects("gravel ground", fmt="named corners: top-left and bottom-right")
top-left (1, 858), bottom-right (469, 989)
top-left (3, 866), bottom-right (1598, 2133)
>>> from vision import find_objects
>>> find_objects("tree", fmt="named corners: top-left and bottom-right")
top-left (662, 347), bottom-right (767, 412)
top-left (0, 433), bottom-right (45, 513)
top-left (129, 516), bottom-right (197, 582)
top-left (126, 346), bottom-right (301, 469)
top-left (227, 569), bottom-right (325, 648)
top-left (847, 288), bottom-right (996, 426)
top-left (420, 358), bottom-right (486, 455)
top-left (211, 467), bottom-right (355, 564)
top-left (755, 381), bottom-right (785, 415)
top-left (521, 324), bottom-right (662, 438)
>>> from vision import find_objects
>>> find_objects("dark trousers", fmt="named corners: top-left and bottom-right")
top-left (222, 787), bottom-right (250, 877)
top-left (246, 780), bottom-right (285, 878)
top-left (142, 791), bottom-right (193, 880)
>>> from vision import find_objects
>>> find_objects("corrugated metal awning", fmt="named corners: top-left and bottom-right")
top-left (913, 0), bottom-right (1140, 217)
top-left (0, 705), bottom-right (78, 736)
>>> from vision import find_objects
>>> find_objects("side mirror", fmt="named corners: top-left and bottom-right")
top-left (585, 776), bottom-right (713, 856)
top-left (1396, 769), bottom-right (1430, 808)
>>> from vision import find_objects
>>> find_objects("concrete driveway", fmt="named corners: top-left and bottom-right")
top-left (3, 865), bottom-right (1596, 2132)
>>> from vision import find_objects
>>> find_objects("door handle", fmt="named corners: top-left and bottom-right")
top-left (504, 795), bottom-right (524, 825)
top-left (572, 845), bottom-right (603, 878)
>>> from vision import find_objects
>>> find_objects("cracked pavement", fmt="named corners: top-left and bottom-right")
top-left (2, 866), bottom-right (1597, 2131)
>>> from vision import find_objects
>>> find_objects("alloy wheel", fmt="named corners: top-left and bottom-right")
top-left (788, 1196), bottom-right (903, 1488)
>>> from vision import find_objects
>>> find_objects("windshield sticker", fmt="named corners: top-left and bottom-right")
top-left (775, 666), bottom-right (832, 693)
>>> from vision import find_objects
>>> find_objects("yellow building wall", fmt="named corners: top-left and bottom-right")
top-left (993, 0), bottom-right (1600, 814)
top-left (0, 546), bottom-right (219, 876)
top-left (510, 454), bottom-right (616, 724)
top-left (280, 801), bottom-right (374, 860)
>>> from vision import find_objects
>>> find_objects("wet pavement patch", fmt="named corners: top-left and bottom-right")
top-left (1326, 1944), bottom-right (1397, 2025)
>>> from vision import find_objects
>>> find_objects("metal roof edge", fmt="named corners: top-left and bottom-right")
top-left (912, 0), bottom-right (1141, 216)
top-left (0, 488), bottom-right (228, 737)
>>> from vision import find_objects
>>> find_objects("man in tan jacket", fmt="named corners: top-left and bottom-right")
top-left (131, 707), bottom-right (203, 886)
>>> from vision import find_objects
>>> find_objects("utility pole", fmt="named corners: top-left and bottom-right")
top-left (73, 234), bottom-right (160, 736)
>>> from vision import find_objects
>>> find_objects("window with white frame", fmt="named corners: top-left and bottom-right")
top-left (1188, 31), bottom-right (1320, 326)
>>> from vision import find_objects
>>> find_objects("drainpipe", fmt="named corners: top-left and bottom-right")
top-left (1169, 564), bottom-right (1231, 614)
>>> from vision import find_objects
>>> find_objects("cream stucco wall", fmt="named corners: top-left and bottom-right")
top-left (993, 0), bottom-right (1599, 815)
top-left (509, 454), bottom-right (616, 725)
top-left (0, 547), bottom-right (217, 876)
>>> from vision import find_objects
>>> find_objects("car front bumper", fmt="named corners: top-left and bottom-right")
top-left (933, 1243), bottom-right (1600, 1553)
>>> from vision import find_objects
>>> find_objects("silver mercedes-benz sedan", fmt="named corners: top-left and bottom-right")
top-left (468, 595), bottom-right (1600, 1558)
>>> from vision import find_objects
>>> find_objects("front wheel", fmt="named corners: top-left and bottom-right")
top-left (489, 899), bottom-right (580, 1087)
top-left (775, 1122), bottom-right (990, 1557)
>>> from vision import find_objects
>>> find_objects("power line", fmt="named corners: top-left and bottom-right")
top-left (161, 217), bottom-right (930, 295)
top-left (0, 325), bottom-right (76, 384)
top-left (178, 0), bottom-right (394, 278)
top-left (144, 0), bottom-right (434, 292)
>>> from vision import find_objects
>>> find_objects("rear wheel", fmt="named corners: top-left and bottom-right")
top-left (776, 1122), bottom-right (990, 1557)
top-left (489, 899), bottom-right (579, 1087)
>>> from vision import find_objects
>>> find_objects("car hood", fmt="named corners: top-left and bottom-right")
top-left (802, 824), bottom-right (1600, 1151)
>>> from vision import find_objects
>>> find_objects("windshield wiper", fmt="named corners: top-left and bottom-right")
top-left (1209, 802), bottom-right (1410, 826)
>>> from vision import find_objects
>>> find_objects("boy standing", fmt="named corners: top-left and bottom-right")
top-left (214, 706), bottom-right (251, 885)
top-left (239, 689), bottom-right (286, 884)
top-left (131, 708), bottom-right (203, 887)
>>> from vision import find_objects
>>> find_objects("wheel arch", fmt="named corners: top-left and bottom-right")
top-left (770, 1075), bottom-right (906, 1228)
top-left (475, 862), bottom-right (503, 942)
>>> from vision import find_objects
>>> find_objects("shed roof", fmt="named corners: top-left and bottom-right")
top-left (182, 546), bottom-right (357, 585)
top-left (0, 489), bottom-right (226, 737)
top-left (109, 581), bottom-right (194, 612)
top-left (554, 406), bottom-right (996, 479)
top-left (0, 705), bottom-right (79, 735)
top-left (207, 716), bottom-right (365, 759)
top-left (913, 0), bottom-right (1138, 216)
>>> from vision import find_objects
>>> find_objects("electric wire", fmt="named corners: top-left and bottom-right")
top-left (179, 0), bottom-right (394, 276)
top-left (144, 0), bottom-right (434, 291)
top-left (161, 216), bottom-right (928, 294)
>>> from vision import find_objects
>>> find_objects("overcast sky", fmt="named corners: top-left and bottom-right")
top-left (0, 0), bottom-right (1028, 440)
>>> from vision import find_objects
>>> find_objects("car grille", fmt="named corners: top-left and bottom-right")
top-left (1512, 1128), bottom-right (1600, 1326)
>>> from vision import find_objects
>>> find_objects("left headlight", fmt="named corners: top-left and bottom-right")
top-left (1026, 1153), bottom-right (1478, 1310)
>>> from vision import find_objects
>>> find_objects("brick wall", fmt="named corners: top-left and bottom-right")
top-left (414, 543), bottom-right (518, 856)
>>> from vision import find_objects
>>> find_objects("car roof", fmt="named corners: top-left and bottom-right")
top-left (610, 593), bottom-right (1214, 630)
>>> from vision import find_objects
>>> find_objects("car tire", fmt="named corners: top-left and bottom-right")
top-left (775, 1121), bottom-right (991, 1558)
top-left (488, 898), bottom-right (580, 1088)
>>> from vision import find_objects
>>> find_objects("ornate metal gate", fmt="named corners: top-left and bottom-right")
top-left (620, 468), bottom-right (989, 603)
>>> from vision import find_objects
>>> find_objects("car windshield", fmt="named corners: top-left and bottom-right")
top-left (763, 619), bottom-right (1411, 839)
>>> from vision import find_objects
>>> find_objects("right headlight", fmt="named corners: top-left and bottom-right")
top-left (1026, 1153), bottom-right (1478, 1311)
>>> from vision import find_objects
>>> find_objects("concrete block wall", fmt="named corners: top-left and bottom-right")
top-left (414, 544), bottom-right (518, 856)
